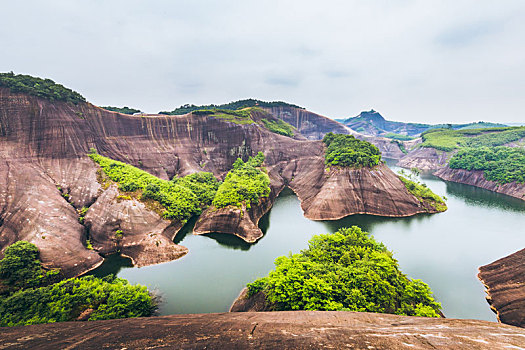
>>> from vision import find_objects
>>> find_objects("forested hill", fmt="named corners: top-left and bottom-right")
top-left (339, 110), bottom-right (507, 138)
top-left (159, 99), bottom-right (303, 115)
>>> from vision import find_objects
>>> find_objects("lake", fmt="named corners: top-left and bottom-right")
top-left (92, 163), bottom-right (525, 321)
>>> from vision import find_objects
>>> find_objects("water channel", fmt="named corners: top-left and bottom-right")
top-left (92, 162), bottom-right (525, 321)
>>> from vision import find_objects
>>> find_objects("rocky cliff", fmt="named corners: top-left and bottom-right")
top-left (1, 311), bottom-right (524, 349)
top-left (0, 87), bottom-right (443, 275)
top-left (265, 106), bottom-right (407, 159)
top-left (434, 167), bottom-right (525, 201)
top-left (478, 248), bottom-right (525, 328)
top-left (397, 147), bottom-right (451, 171)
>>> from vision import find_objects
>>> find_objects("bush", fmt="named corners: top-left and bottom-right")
top-left (323, 132), bottom-right (381, 168)
top-left (449, 146), bottom-right (525, 184)
top-left (0, 242), bottom-right (156, 327)
top-left (0, 275), bottom-right (156, 326)
top-left (88, 152), bottom-right (220, 222)
top-left (212, 152), bottom-right (270, 209)
top-left (0, 241), bottom-right (59, 290)
top-left (247, 227), bottom-right (442, 317)
top-left (101, 106), bottom-right (141, 114)
top-left (0, 72), bottom-right (85, 104)
top-left (159, 99), bottom-right (303, 115)
top-left (398, 172), bottom-right (447, 212)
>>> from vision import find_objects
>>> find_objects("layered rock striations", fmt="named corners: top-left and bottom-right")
top-left (1, 311), bottom-right (524, 349)
top-left (0, 87), bottom-right (442, 275)
top-left (435, 167), bottom-right (525, 201)
top-left (478, 248), bottom-right (525, 328)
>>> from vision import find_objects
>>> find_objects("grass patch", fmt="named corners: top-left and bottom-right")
top-left (260, 118), bottom-right (295, 137)
top-left (420, 127), bottom-right (525, 152)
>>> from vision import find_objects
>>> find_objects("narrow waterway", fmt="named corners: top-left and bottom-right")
top-left (92, 163), bottom-right (525, 321)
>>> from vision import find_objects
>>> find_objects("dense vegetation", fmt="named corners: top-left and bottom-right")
top-left (212, 152), bottom-right (270, 209)
top-left (449, 147), bottom-right (525, 184)
top-left (246, 226), bottom-right (442, 317)
top-left (323, 132), bottom-right (381, 168)
top-left (88, 151), bottom-right (219, 222)
top-left (261, 118), bottom-right (295, 137)
top-left (159, 98), bottom-right (303, 115)
top-left (398, 171), bottom-right (447, 212)
top-left (0, 72), bottom-right (86, 104)
top-left (0, 242), bottom-right (156, 326)
top-left (420, 127), bottom-right (525, 152)
top-left (101, 106), bottom-right (142, 114)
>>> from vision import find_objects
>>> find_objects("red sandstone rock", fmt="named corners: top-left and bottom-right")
top-left (478, 248), bottom-right (525, 328)
top-left (435, 167), bottom-right (525, 201)
top-left (0, 311), bottom-right (524, 349)
top-left (0, 88), bottom-right (443, 273)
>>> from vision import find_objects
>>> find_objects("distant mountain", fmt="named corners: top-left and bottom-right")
top-left (159, 99), bottom-right (303, 115)
top-left (339, 110), bottom-right (507, 137)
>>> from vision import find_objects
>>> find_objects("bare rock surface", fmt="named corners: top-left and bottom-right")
top-left (397, 147), bottom-right (451, 171)
top-left (1, 311), bottom-right (524, 349)
top-left (288, 162), bottom-right (436, 220)
top-left (85, 185), bottom-right (187, 267)
top-left (435, 167), bottom-right (525, 201)
top-left (478, 248), bottom-right (525, 328)
top-left (0, 88), bottom-right (442, 274)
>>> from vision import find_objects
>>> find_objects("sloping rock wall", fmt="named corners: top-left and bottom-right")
top-left (1, 311), bottom-right (524, 349)
top-left (478, 248), bottom-right (525, 328)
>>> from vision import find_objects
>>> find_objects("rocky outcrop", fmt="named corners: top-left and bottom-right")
top-left (397, 147), bottom-right (451, 171)
top-left (435, 167), bottom-right (525, 201)
top-left (193, 180), bottom-right (285, 243)
top-left (0, 87), bottom-right (444, 274)
top-left (84, 185), bottom-right (187, 267)
top-left (1, 311), bottom-right (524, 349)
top-left (229, 288), bottom-right (271, 312)
top-left (478, 248), bottom-right (525, 328)
top-left (287, 162), bottom-right (437, 220)
top-left (264, 106), bottom-right (350, 140)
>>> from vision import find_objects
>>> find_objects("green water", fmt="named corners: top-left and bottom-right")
top-left (92, 165), bottom-right (525, 321)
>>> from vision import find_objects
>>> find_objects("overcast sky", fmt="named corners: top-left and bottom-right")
top-left (1, 1), bottom-right (524, 123)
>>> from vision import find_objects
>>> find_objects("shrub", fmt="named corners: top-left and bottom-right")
top-left (398, 173), bottom-right (447, 212)
top-left (247, 227), bottom-right (442, 317)
top-left (323, 132), bottom-right (381, 168)
top-left (0, 241), bottom-right (59, 290)
top-left (449, 146), bottom-right (525, 184)
top-left (0, 242), bottom-right (156, 327)
top-left (0, 72), bottom-right (85, 104)
top-left (88, 152), bottom-right (220, 222)
top-left (212, 152), bottom-right (270, 209)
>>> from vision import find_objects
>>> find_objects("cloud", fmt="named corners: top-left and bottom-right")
top-left (0, 0), bottom-right (524, 123)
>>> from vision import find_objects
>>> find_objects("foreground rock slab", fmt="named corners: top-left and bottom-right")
top-left (1, 311), bottom-right (525, 349)
top-left (479, 248), bottom-right (525, 328)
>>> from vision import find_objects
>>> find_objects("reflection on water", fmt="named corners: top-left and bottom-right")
top-left (90, 168), bottom-right (524, 321)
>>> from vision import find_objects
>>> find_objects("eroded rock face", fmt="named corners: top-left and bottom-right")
top-left (0, 88), bottom-right (442, 274)
top-left (84, 185), bottom-right (187, 267)
top-left (435, 167), bottom-right (525, 201)
top-left (478, 248), bottom-right (525, 328)
top-left (397, 147), bottom-right (450, 171)
top-left (288, 162), bottom-right (435, 220)
top-left (1, 311), bottom-right (524, 349)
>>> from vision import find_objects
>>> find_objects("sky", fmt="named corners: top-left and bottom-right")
top-left (1, 0), bottom-right (524, 123)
